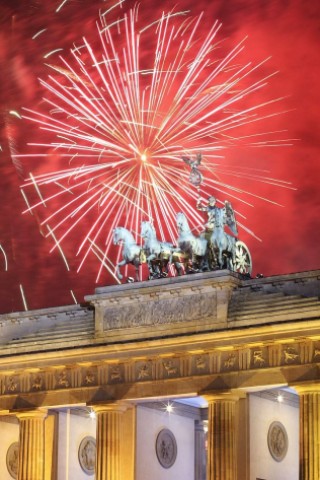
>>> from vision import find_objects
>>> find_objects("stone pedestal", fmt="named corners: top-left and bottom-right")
top-left (205, 395), bottom-right (238, 480)
top-left (296, 386), bottom-right (320, 480)
top-left (93, 403), bottom-right (126, 480)
top-left (16, 410), bottom-right (47, 480)
top-left (86, 271), bottom-right (240, 342)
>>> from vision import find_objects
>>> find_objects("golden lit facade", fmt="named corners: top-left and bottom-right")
top-left (0, 269), bottom-right (319, 479)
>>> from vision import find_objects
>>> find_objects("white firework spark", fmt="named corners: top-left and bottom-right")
top-left (18, 5), bottom-right (294, 282)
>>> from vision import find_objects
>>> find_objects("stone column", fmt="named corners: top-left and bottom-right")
top-left (295, 385), bottom-right (320, 480)
top-left (195, 420), bottom-right (207, 480)
top-left (205, 394), bottom-right (239, 480)
top-left (93, 403), bottom-right (127, 480)
top-left (16, 409), bottom-right (47, 480)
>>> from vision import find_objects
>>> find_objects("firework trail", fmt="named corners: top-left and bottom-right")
top-left (17, 4), bottom-right (293, 282)
top-left (0, 245), bottom-right (8, 271)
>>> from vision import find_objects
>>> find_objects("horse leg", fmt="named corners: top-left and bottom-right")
top-left (218, 248), bottom-right (224, 269)
top-left (116, 259), bottom-right (126, 280)
top-left (200, 248), bottom-right (209, 272)
top-left (146, 254), bottom-right (158, 279)
top-left (229, 247), bottom-right (236, 271)
top-left (159, 259), bottom-right (167, 277)
top-left (229, 255), bottom-right (234, 271)
top-left (173, 261), bottom-right (183, 276)
top-left (225, 248), bottom-right (234, 270)
top-left (133, 258), bottom-right (141, 282)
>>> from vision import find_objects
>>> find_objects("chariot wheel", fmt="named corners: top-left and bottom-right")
top-left (234, 241), bottom-right (252, 275)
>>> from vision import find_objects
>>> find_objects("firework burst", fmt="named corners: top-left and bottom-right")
top-left (17, 4), bottom-right (293, 283)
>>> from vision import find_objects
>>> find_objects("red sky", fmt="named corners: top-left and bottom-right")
top-left (0, 0), bottom-right (319, 314)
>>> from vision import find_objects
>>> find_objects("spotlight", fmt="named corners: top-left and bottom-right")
top-left (164, 401), bottom-right (174, 413)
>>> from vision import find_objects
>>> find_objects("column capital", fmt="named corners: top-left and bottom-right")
top-left (291, 383), bottom-right (320, 395)
top-left (16, 409), bottom-right (48, 421)
top-left (91, 402), bottom-right (128, 414)
top-left (202, 389), bottom-right (246, 403)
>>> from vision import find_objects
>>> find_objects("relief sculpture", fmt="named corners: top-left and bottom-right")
top-left (6, 442), bottom-right (19, 479)
top-left (109, 365), bottom-right (122, 382)
top-left (78, 437), bottom-right (96, 475)
top-left (155, 429), bottom-right (177, 469)
top-left (163, 360), bottom-right (178, 376)
top-left (6, 377), bottom-right (18, 393)
top-left (224, 353), bottom-right (237, 369)
top-left (314, 348), bottom-right (320, 360)
top-left (195, 356), bottom-right (207, 371)
top-left (104, 293), bottom-right (217, 329)
top-left (267, 421), bottom-right (288, 462)
top-left (31, 375), bottom-right (43, 391)
top-left (253, 350), bottom-right (266, 367)
top-left (137, 363), bottom-right (152, 380)
top-left (283, 347), bottom-right (300, 364)
top-left (84, 371), bottom-right (96, 385)
top-left (57, 370), bottom-right (70, 388)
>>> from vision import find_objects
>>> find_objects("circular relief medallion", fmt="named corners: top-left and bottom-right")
top-left (78, 436), bottom-right (96, 475)
top-left (267, 421), bottom-right (288, 462)
top-left (155, 428), bottom-right (177, 469)
top-left (6, 442), bottom-right (19, 479)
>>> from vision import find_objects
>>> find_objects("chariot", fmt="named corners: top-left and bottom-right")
top-left (113, 199), bottom-right (252, 282)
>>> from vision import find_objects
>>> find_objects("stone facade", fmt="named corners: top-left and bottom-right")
top-left (0, 269), bottom-right (319, 479)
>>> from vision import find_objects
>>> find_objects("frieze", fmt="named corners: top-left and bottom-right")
top-left (82, 368), bottom-right (97, 387)
top-left (30, 373), bottom-right (45, 392)
top-left (222, 352), bottom-right (239, 371)
top-left (192, 355), bottom-right (209, 376)
top-left (282, 345), bottom-right (300, 365)
top-left (55, 370), bottom-right (71, 389)
top-left (135, 361), bottom-right (153, 381)
top-left (210, 352), bottom-right (222, 373)
top-left (313, 347), bottom-right (320, 362)
top-left (103, 293), bottom-right (217, 329)
top-left (108, 364), bottom-right (124, 384)
top-left (5, 376), bottom-right (20, 394)
top-left (2, 338), bottom-right (320, 398)
top-left (299, 340), bottom-right (313, 364)
top-left (268, 344), bottom-right (282, 367)
top-left (162, 359), bottom-right (180, 378)
top-left (97, 365), bottom-right (108, 385)
top-left (251, 349), bottom-right (267, 368)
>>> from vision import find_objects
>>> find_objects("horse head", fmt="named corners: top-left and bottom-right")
top-left (113, 227), bottom-right (123, 245)
top-left (113, 226), bottom-right (135, 245)
top-left (141, 221), bottom-right (156, 239)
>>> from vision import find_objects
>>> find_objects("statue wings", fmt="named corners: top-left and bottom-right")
top-left (182, 153), bottom-right (202, 168)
